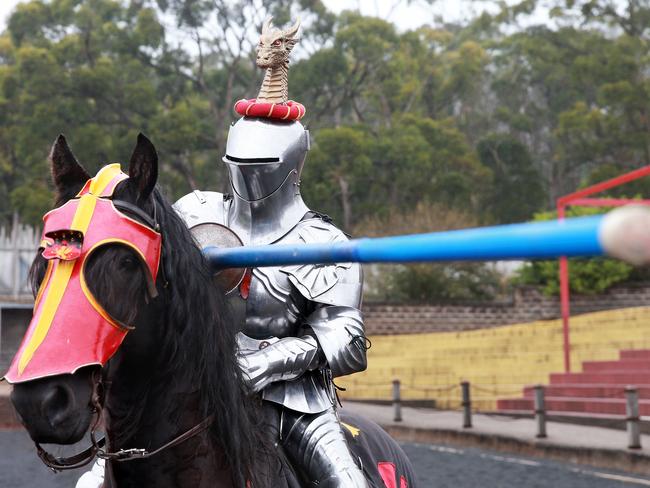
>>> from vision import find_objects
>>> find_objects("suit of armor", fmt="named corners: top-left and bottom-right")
top-left (174, 117), bottom-right (369, 487)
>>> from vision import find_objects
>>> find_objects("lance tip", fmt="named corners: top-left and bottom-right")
top-left (600, 205), bottom-right (650, 266)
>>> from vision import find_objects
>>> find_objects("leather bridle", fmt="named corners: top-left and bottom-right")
top-left (36, 370), bottom-right (215, 472)
top-left (34, 198), bottom-right (213, 472)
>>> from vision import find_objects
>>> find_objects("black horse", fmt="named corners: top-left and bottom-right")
top-left (9, 135), bottom-right (417, 487)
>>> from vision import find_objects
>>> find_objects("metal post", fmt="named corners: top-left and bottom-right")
top-left (461, 381), bottom-right (472, 428)
top-left (534, 385), bottom-right (547, 438)
top-left (625, 386), bottom-right (641, 449)
top-left (11, 212), bottom-right (20, 300)
top-left (557, 204), bottom-right (571, 373)
top-left (392, 379), bottom-right (402, 422)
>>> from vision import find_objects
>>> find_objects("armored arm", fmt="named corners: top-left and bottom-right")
top-left (237, 333), bottom-right (323, 393)
top-left (303, 306), bottom-right (367, 377)
top-left (236, 306), bottom-right (367, 392)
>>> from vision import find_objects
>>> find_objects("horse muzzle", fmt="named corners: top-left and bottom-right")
top-left (10, 367), bottom-right (97, 445)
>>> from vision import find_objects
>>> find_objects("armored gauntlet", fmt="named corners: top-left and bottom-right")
top-left (237, 334), bottom-right (322, 393)
top-left (304, 306), bottom-right (367, 378)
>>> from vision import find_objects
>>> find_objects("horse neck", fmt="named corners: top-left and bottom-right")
top-left (103, 344), bottom-right (235, 487)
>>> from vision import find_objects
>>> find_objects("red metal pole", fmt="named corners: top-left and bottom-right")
top-left (555, 165), bottom-right (650, 373)
top-left (557, 166), bottom-right (650, 206)
top-left (567, 198), bottom-right (650, 207)
top-left (558, 204), bottom-right (571, 373)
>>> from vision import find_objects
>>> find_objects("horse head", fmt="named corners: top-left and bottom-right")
top-left (5, 134), bottom-right (268, 487)
top-left (8, 133), bottom-right (163, 449)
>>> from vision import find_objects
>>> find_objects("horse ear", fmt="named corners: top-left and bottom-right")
top-left (128, 133), bottom-right (158, 201)
top-left (50, 135), bottom-right (90, 203)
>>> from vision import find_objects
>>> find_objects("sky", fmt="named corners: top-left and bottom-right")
top-left (0, 0), bottom-right (538, 32)
top-left (322, 0), bottom-right (515, 29)
top-left (0, 1), bottom-right (19, 29)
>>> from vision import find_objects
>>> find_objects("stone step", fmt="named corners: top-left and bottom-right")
top-left (620, 349), bottom-right (650, 360)
top-left (497, 396), bottom-right (650, 416)
top-left (582, 359), bottom-right (650, 372)
top-left (550, 371), bottom-right (650, 385)
top-left (522, 384), bottom-right (650, 399)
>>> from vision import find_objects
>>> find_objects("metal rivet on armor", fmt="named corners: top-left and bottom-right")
top-left (259, 341), bottom-right (270, 350)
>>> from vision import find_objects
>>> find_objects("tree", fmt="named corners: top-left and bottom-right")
top-left (355, 202), bottom-right (504, 302)
top-left (303, 126), bottom-right (372, 230)
top-left (0, 0), bottom-right (327, 225)
top-left (1, 0), bottom-right (196, 224)
top-left (477, 133), bottom-right (545, 223)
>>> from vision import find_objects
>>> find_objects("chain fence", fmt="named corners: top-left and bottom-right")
top-left (344, 379), bottom-right (645, 448)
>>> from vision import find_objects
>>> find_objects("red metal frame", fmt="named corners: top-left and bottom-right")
top-left (557, 165), bottom-right (650, 372)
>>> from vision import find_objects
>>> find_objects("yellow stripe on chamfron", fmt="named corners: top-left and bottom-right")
top-left (17, 191), bottom-right (100, 375)
top-left (17, 260), bottom-right (76, 374)
top-left (70, 194), bottom-right (97, 232)
top-left (89, 163), bottom-right (122, 195)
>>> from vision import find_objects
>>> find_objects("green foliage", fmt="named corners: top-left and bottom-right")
top-left (357, 202), bottom-right (504, 303)
top-left (0, 0), bottom-right (649, 305)
top-left (373, 263), bottom-right (503, 303)
top-left (514, 208), bottom-right (634, 295)
top-left (303, 115), bottom-right (486, 231)
top-left (477, 133), bottom-right (545, 223)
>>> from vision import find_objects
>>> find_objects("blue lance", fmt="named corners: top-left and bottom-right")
top-left (204, 206), bottom-right (650, 270)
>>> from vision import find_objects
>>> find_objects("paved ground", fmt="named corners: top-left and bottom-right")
top-left (342, 402), bottom-right (650, 454)
top-left (3, 429), bottom-right (650, 487)
top-left (0, 430), bottom-right (82, 488)
top-left (402, 442), bottom-right (650, 487)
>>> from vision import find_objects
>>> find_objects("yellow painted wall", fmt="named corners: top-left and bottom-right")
top-left (338, 306), bottom-right (650, 410)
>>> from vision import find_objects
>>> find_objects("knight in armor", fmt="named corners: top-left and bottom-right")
top-left (174, 18), bottom-right (369, 488)
top-left (77, 17), bottom-right (369, 488)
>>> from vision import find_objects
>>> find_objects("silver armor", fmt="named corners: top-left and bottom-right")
top-left (223, 117), bottom-right (310, 245)
top-left (174, 116), bottom-right (368, 487)
top-left (236, 333), bottom-right (321, 393)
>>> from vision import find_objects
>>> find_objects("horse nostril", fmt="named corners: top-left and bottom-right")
top-left (41, 385), bottom-right (73, 429)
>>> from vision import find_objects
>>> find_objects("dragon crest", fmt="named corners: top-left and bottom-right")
top-left (255, 17), bottom-right (300, 104)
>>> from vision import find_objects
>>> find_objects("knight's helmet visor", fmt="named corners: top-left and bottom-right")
top-left (222, 117), bottom-right (310, 201)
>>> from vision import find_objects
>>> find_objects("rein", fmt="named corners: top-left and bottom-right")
top-left (36, 371), bottom-right (215, 472)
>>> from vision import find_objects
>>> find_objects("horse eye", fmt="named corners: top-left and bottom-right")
top-left (120, 256), bottom-right (138, 271)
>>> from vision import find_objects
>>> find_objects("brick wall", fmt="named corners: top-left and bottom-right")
top-left (363, 284), bottom-right (650, 335)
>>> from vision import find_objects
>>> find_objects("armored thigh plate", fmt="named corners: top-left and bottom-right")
top-left (282, 407), bottom-right (368, 487)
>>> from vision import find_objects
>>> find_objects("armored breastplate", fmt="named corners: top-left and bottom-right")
top-left (244, 268), bottom-right (304, 339)
top-left (173, 190), bottom-right (363, 414)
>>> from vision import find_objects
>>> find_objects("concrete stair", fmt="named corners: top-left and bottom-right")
top-left (497, 348), bottom-right (650, 417)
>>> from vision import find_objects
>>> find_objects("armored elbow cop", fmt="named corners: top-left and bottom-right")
top-left (304, 306), bottom-right (367, 378)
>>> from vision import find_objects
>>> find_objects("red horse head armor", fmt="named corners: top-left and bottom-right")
top-left (5, 164), bottom-right (162, 383)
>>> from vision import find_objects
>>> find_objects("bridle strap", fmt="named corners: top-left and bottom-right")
top-left (97, 414), bottom-right (214, 462)
top-left (35, 372), bottom-right (215, 472)
top-left (37, 416), bottom-right (215, 471)
top-left (36, 437), bottom-right (105, 471)
top-left (112, 199), bottom-right (159, 231)
top-left (36, 369), bottom-right (105, 471)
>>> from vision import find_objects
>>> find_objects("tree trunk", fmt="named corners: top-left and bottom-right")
top-left (338, 176), bottom-right (352, 230)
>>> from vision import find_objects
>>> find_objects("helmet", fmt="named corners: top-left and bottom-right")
top-left (222, 117), bottom-right (310, 202)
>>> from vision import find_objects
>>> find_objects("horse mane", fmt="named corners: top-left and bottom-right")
top-left (149, 188), bottom-right (271, 487)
